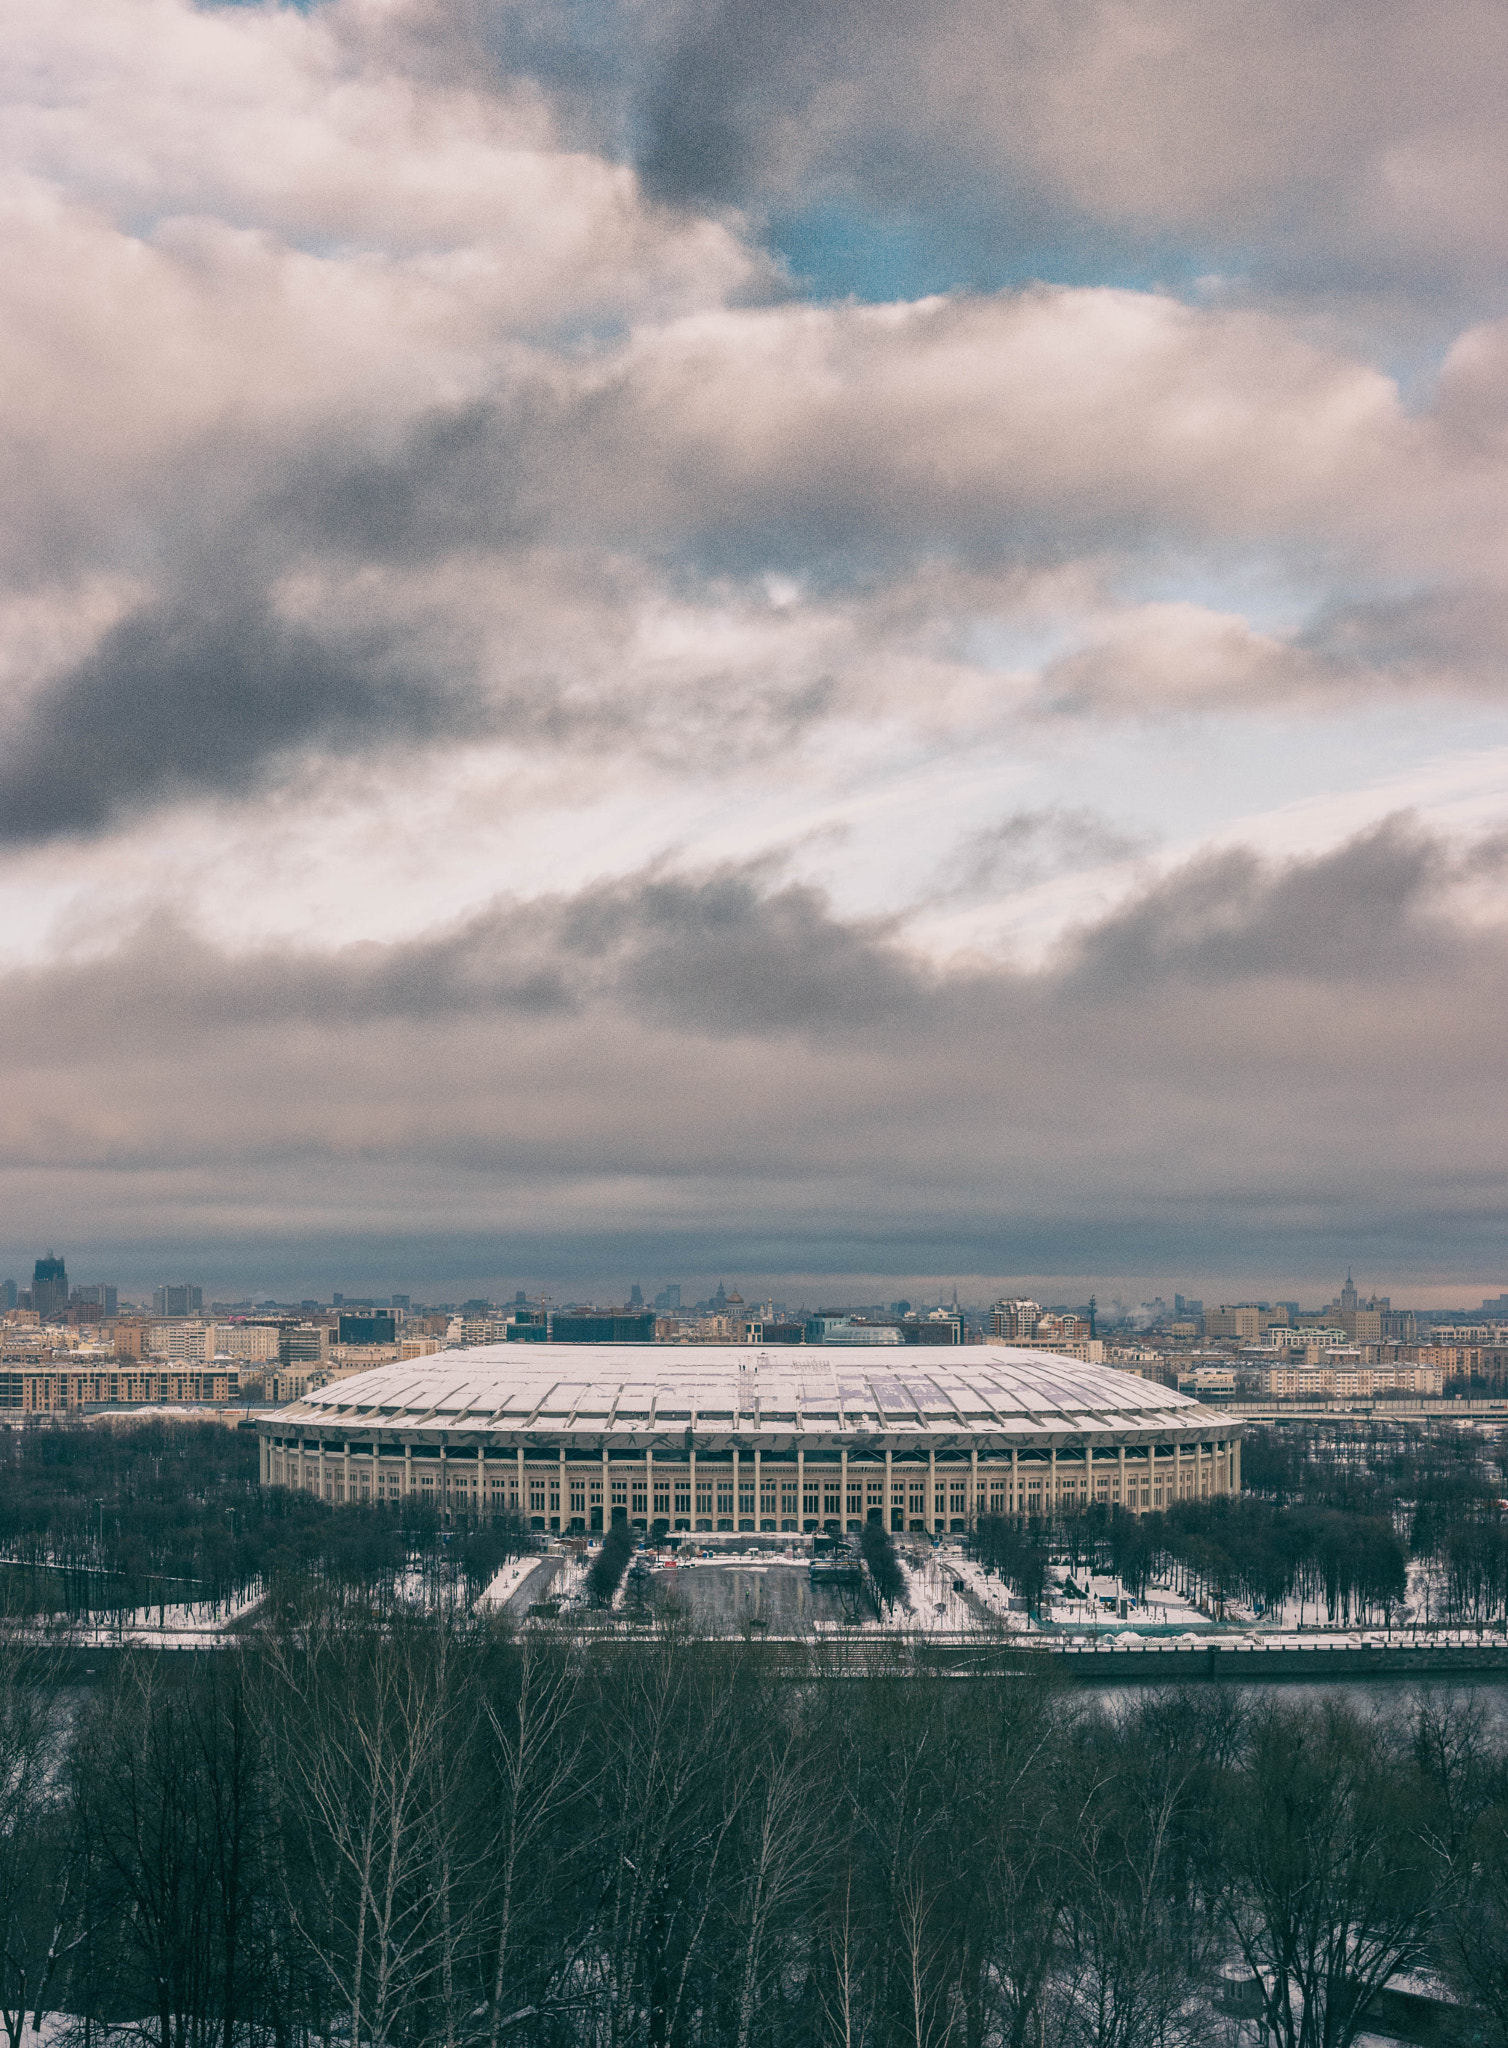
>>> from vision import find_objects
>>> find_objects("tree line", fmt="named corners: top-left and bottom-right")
top-left (5, 1616), bottom-right (1508, 2048)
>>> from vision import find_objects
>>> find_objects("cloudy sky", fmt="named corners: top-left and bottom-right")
top-left (4, 0), bottom-right (1508, 1307)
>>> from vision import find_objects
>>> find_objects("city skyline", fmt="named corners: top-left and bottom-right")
top-left (6, 1244), bottom-right (1508, 1318)
top-left (4, 2), bottom-right (1508, 1283)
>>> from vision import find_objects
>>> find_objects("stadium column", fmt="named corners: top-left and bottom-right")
top-left (404, 1441), bottom-right (412, 1499)
top-left (732, 1445), bottom-right (740, 1526)
top-left (690, 1445), bottom-right (697, 1527)
top-left (969, 1446), bottom-right (978, 1529)
top-left (602, 1444), bottom-right (610, 1529)
top-left (343, 1441), bottom-right (351, 1504)
top-left (318, 1439), bottom-right (326, 1502)
top-left (884, 1447), bottom-right (893, 1530)
top-left (1118, 1444), bottom-right (1126, 1514)
top-left (259, 1435), bottom-right (269, 1484)
top-left (1232, 1437), bottom-right (1241, 1491)
top-left (478, 1444), bottom-right (485, 1520)
top-left (753, 1446), bottom-right (760, 1523)
top-left (797, 1445), bottom-right (804, 1531)
top-left (926, 1446), bottom-right (936, 1536)
top-left (840, 1446), bottom-right (847, 1529)
top-left (1011, 1445), bottom-right (1018, 1514)
top-left (1049, 1445), bottom-right (1057, 1519)
top-left (516, 1444), bottom-right (524, 1515)
top-left (558, 1443), bottom-right (566, 1530)
top-left (440, 1441), bottom-right (447, 1516)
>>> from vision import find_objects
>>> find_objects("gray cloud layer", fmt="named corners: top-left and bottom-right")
top-left (3, 820), bottom-right (1504, 1284)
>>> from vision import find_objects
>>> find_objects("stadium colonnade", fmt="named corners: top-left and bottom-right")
top-left (258, 1345), bottom-right (1241, 1537)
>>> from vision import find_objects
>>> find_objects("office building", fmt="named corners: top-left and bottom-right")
top-left (338, 1310), bottom-right (398, 1346)
top-left (32, 1253), bottom-right (68, 1321)
top-left (153, 1283), bottom-right (203, 1317)
top-left (550, 1311), bottom-right (656, 1343)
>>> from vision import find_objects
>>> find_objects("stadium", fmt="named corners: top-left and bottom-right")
top-left (258, 1345), bottom-right (1240, 1535)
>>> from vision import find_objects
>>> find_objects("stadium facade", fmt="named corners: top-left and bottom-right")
top-left (258, 1345), bottom-right (1240, 1536)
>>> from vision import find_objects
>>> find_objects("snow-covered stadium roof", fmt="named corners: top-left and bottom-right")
top-left (269, 1344), bottom-right (1226, 1448)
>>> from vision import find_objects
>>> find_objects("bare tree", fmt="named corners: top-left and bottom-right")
top-left (0, 1651), bottom-right (82, 2048)
top-left (1214, 1699), bottom-right (1445, 2048)
top-left (477, 1627), bottom-right (587, 2048)
top-left (1054, 1741), bottom-right (1208, 2048)
top-left (262, 1608), bottom-right (486, 2048)
top-left (730, 1709), bottom-right (824, 2048)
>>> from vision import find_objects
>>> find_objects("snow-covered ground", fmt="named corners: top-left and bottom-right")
top-left (478, 1553), bottom-right (547, 1609)
top-left (896, 1545), bottom-right (996, 1633)
top-left (942, 1550), bottom-right (1037, 1631)
top-left (16, 1583), bottom-right (265, 1650)
top-left (529, 1548), bottom-right (589, 1617)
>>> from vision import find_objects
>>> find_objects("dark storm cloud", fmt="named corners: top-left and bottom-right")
top-left (0, 595), bottom-right (480, 843)
top-left (1, 819), bottom-right (1506, 1285)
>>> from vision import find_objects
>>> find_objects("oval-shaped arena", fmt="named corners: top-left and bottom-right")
top-left (259, 1344), bottom-right (1240, 1536)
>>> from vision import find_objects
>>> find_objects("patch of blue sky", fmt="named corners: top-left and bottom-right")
top-left (766, 197), bottom-right (1236, 308)
top-left (1110, 557), bottom-right (1334, 640)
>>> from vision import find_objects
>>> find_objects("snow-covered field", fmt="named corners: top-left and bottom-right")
top-left (17, 1583), bottom-right (265, 1650)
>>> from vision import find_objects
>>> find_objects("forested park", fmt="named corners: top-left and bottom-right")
top-left (7, 1619), bottom-right (1508, 2048)
top-left (973, 1416), bottom-right (1508, 1628)
top-left (0, 1421), bottom-right (531, 1623)
top-left (7, 1411), bottom-right (1508, 1630)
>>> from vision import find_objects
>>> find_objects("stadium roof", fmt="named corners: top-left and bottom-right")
top-left (275, 1344), bottom-right (1221, 1445)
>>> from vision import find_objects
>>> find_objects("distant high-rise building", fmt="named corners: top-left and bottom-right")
top-left (73, 1283), bottom-right (117, 1315)
top-left (654, 1284), bottom-right (681, 1310)
top-left (1174, 1294), bottom-right (1203, 1316)
top-left (0, 1279), bottom-right (15, 1309)
top-left (32, 1253), bottom-right (68, 1320)
top-left (990, 1299), bottom-right (1041, 1340)
top-left (629, 1283), bottom-right (644, 1308)
top-left (332, 1294), bottom-right (344, 1308)
top-left (153, 1283), bottom-right (202, 1317)
top-left (390, 1294), bottom-right (410, 1311)
top-left (1340, 1272), bottom-right (1358, 1314)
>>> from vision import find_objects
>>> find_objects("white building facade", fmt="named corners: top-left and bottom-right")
top-left (258, 1344), bottom-right (1240, 1536)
